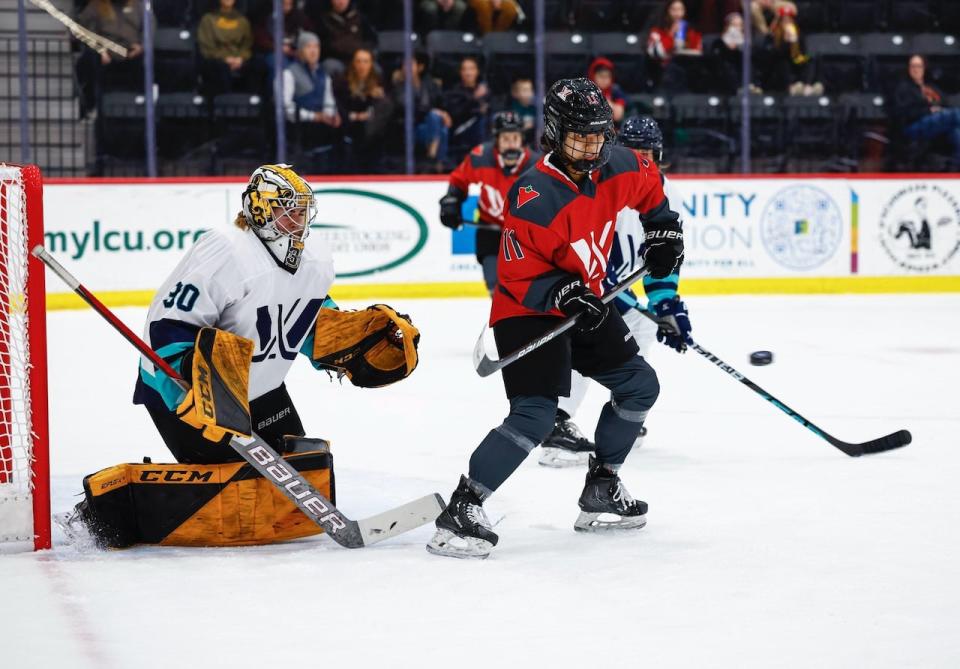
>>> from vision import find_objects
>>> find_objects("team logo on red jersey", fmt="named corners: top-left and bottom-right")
top-left (516, 185), bottom-right (540, 208)
top-left (471, 144), bottom-right (484, 156)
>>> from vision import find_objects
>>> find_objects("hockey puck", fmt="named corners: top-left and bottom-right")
top-left (749, 351), bottom-right (773, 366)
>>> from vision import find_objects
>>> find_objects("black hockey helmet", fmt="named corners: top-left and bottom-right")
top-left (619, 115), bottom-right (663, 163)
top-left (492, 110), bottom-right (525, 163)
top-left (492, 110), bottom-right (524, 136)
top-left (542, 77), bottom-right (615, 173)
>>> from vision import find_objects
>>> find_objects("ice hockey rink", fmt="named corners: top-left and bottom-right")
top-left (0, 292), bottom-right (956, 668)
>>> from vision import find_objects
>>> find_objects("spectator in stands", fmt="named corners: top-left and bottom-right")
top-left (647, 0), bottom-right (703, 93)
top-left (334, 47), bottom-right (394, 172)
top-left (197, 0), bottom-right (260, 97)
top-left (307, 0), bottom-right (377, 77)
top-left (76, 0), bottom-right (150, 115)
top-left (507, 76), bottom-right (536, 143)
top-left (710, 11), bottom-right (752, 95)
top-left (391, 51), bottom-right (450, 170)
top-left (587, 57), bottom-right (626, 123)
top-left (468, 0), bottom-right (521, 35)
top-left (442, 56), bottom-right (491, 157)
top-left (750, 0), bottom-right (796, 36)
top-left (252, 0), bottom-right (315, 73)
top-left (283, 31), bottom-right (341, 149)
top-left (417, 0), bottom-right (479, 33)
top-left (759, 4), bottom-right (820, 96)
top-left (895, 55), bottom-right (960, 166)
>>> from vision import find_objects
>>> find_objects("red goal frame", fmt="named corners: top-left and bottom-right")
top-left (0, 164), bottom-right (50, 550)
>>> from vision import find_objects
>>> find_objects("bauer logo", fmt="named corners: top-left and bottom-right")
top-left (309, 189), bottom-right (428, 278)
top-left (759, 185), bottom-right (843, 270)
top-left (879, 184), bottom-right (960, 272)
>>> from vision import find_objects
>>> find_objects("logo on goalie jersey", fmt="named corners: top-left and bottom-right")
top-left (879, 184), bottom-right (960, 272)
top-left (760, 185), bottom-right (843, 270)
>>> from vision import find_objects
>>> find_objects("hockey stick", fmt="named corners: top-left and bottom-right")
top-left (472, 264), bottom-right (649, 377)
top-left (33, 245), bottom-right (444, 547)
top-left (463, 221), bottom-right (502, 232)
top-left (635, 309), bottom-right (911, 457)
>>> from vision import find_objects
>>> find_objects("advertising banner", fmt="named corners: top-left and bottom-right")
top-left (42, 175), bottom-right (960, 307)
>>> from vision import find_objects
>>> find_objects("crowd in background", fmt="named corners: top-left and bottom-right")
top-left (69, 0), bottom-right (960, 173)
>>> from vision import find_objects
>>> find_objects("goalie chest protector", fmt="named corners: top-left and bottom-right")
top-left (80, 451), bottom-right (335, 548)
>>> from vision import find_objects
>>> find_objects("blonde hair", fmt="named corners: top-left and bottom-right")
top-left (234, 212), bottom-right (249, 229)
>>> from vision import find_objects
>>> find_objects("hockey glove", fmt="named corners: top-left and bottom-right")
top-left (651, 296), bottom-right (693, 353)
top-left (176, 327), bottom-right (254, 441)
top-left (439, 192), bottom-right (464, 230)
top-left (553, 277), bottom-right (607, 333)
top-left (642, 224), bottom-right (684, 279)
top-left (311, 304), bottom-right (420, 387)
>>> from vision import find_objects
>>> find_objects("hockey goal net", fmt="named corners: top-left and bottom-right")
top-left (0, 164), bottom-right (49, 551)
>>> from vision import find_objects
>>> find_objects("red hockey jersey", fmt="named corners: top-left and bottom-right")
top-left (448, 142), bottom-right (539, 226)
top-left (491, 146), bottom-right (679, 325)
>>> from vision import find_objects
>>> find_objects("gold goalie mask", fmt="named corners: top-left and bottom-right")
top-left (311, 305), bottom-right (420, 388)
top-left (241, 164), bottom-right (316, 273)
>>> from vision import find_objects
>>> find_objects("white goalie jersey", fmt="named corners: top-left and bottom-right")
top-left (134, 223), bottom-right (335, 410)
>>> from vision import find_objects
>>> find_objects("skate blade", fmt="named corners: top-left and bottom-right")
top-left (538, 447), bottom-right (591, 468)
top-left (425, 528), bottom-right (493, 560)
top-left (574, 511), bottom-right (647, 533)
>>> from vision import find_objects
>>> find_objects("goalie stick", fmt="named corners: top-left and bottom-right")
top-left (472, 264), bottom-right (650, 377)
top-left (33, 245), bottom-right (444, 548)
top-left (634, 309), bottom-right (911, 457)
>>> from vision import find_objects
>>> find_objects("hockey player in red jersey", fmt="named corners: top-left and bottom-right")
top-left (439, 111), bottom-right (540, 294)
top-left (427, 78), bottom-right (685, 559)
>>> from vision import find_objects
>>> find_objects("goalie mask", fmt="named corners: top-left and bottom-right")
top-left (241, 164), bottom-right (316, 272)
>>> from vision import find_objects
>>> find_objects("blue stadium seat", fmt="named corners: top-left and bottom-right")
top-left (154, 27), bottom-right (197, 93)
top-left (544, 31), bottom-right (593, 83)
top-left (782, 95), bottom-right (842, 171)
top-left (376, 31), bottom-right (421, 82)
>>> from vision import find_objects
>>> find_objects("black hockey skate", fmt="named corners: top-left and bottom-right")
top-left (574, 456), bottom-right (648, 532)
top-left (426, 475), bottom-right (499, 559)
top-left (538, 414), bottom-right (595, 468)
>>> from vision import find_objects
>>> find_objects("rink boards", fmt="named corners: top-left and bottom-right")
top-left (41, 173), bottom-right (960, 308)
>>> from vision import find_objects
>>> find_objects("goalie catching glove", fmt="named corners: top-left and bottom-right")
top-left (311, 304), bottom-right (420, 387)
top-left (176, 327), bottom-right (254, 441)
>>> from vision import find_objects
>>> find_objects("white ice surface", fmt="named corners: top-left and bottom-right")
top-left (2, 294), bottom-right (959, 668)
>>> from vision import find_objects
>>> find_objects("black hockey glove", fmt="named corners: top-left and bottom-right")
top-left (553, 277), bottom-right (607, 332)
top-left (439, 191), bottom-right (464, 230)
top-left (642, 224), bottom-right (684, 279)
top-left (651, 296), bottom-right (693, 353)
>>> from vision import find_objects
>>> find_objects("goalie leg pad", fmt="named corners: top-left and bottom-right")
top-left (76, 450), bottom-right (335, 548)
top-left (311, 304), bottom-right (420, 387)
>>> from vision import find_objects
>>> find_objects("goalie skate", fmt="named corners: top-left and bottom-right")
top-left (426, 476), bottom-right (498, 560)
top-left (538, 416), bottom-right (594, 468)
top-left (53, 503), bottom-right (98, 548)
top-left (574, 456), bottom-right (648, 533)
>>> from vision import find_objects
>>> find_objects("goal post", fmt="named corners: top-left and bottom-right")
top-left (0, 163), bottom-right (50, 551)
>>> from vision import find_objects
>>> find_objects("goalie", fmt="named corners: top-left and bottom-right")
top-left (66, 164), bottom-right (420, 548)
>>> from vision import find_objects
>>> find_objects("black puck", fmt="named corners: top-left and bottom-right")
top-left (750, 351), bottom-right (773, 366)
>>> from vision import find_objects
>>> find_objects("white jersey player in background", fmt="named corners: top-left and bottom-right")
top-left (538, 115), bottom-right (694, 467)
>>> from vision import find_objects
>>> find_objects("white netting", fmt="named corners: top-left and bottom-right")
top-left (0, 164), bottom-right (36, 546)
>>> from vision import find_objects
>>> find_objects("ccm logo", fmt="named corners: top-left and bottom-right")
top-left (645, 230), bottom-right (683, 240)
top-left (139, 470), bottom-right (214, 483)
top-left (196, 363), bottom-right (216, 419)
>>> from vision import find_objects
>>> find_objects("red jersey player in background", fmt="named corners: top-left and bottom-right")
top-left (439, 111), bottom-right (540, 295)
top-left (427, 78), bottom-right (685, 559)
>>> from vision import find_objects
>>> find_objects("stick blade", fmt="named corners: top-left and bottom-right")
top-left (475, 355), bottom-right (499, 377)
top-left (833, 429), bottom-right (912, 457)
top-left (356, 493), bottom-right (445, 546)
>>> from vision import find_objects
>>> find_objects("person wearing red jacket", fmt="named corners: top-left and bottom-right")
top-left (439, 111), bottom-right (540, 294)
top-left (427, 78), bottom-right (685, 559)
